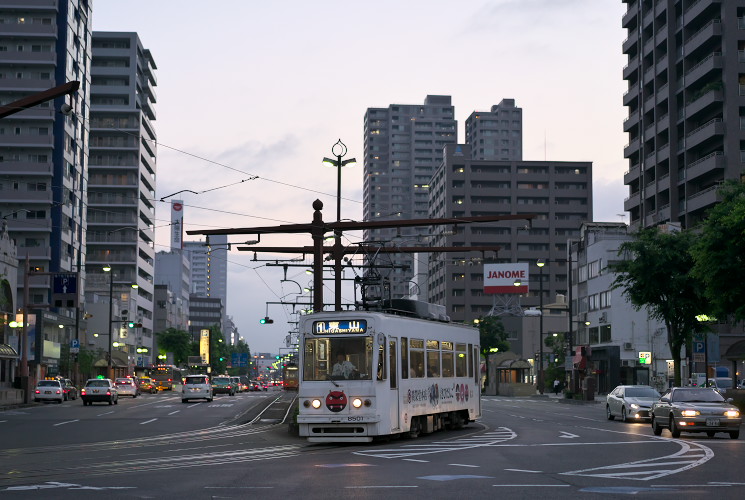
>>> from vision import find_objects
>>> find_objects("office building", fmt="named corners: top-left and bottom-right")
top-left (85, 31), bottom-right (157, 366)
top-left (621, 0), bottom-right (745, 230)
top-left (188, 294), bottom-right (223, 342)
top-left (154, 250), bottom-right (190, 332)
top-left (363, 95), bottom-right (457, 298)
top-left (184, 234), bottom-right (228, 310)
top-left (465, 98), bottom-right (523, 161)
top-left (428, 144), bottom-right (593, 327)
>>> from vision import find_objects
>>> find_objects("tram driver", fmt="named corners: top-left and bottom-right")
top-left (331, 352), bottom-right (357, 379)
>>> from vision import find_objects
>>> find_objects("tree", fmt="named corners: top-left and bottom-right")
top-left (611, 227), bottom-right (709, 387)
top-left (476, 315), bottom-right (510, 355)
top-left (544, 332), bottom-right (567, 389)
top-left (690, 180), bottom-right (745, 321)
top-left (155, 328), bottom-right (193, 366)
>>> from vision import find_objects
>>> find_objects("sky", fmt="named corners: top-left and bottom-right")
top-left (92, 0), bottom-right (629, 355)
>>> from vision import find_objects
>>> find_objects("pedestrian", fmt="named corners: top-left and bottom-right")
top-left (553, 379), bottom-right (560, 395)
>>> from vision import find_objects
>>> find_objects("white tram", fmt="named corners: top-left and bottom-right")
top-left (297, 301), bottom-right (481, 443)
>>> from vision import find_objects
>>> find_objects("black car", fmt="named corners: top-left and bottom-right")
top-left (211, 377), bottom-right (236, 396)
top-left (62, 379), bottom-right (78, 401)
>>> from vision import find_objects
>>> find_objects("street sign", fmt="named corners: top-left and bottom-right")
top-left (52, 273), bottom-right (78, 307)
top-left (70, 339), bottom-right (79, 354)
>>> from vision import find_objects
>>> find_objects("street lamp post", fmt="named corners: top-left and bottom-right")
top-left (322, 139), bottom-right (356, 311)
top-left (103, 266), bottom-right (114, 379)
top-left (537, 259), bottom-right (546, 394)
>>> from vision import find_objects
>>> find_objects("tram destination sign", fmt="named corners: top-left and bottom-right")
top-left (313, 320), bottom-right (368, 334)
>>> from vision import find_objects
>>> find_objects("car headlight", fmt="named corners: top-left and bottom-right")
top-left (680, 410), bottom-right (699, 417)
top-left (630, 404), bottom-right (639, 409)
top-left (725, 410), bottom-right (740, 418)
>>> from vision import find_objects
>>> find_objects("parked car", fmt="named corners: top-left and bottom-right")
top-left (211, 376), bottom-right (236, 396)
top-left (137, 377), bottom-right (158, 394)
top-left (34, 379), bottom-right (64, 404)
top-left (182, 375), bottom-right (213, 403)
top-left (62, 379), bottom-right (78, 401)
top-left (606, 385), bottom-right (661, 422)
top-left (115, 378), bottom-right (140, 398)
top-left (651, 387), bottom-right (741, 439)
top-left (81, 378), bottom-right (118, 406)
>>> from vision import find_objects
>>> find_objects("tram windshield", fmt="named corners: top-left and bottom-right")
top-left (303, 336), bottom-right (373, 381)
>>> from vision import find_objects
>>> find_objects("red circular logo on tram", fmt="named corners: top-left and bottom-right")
top-left (326, 391), bottom-right (347, 412)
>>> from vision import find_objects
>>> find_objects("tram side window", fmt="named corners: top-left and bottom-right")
top-left (427, 340), bottom-right (441, 377)
top-left (468, 343), bottom-right (474, 381)
top-left (455, 343), bottom-right (467, 377)
top-left (441, 341), bottom-right (454, 378)
top-left (377, 341), bottom-right (385, 381)
top-left (410, 339), bottom-right (424, 378)
top-left (401, 337), bottom-right (409, 380)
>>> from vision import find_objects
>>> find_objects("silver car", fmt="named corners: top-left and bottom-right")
top-left (182, 375), bottom-right (213, 403)
top-left (115, 378), bottom-right (140, 398)
top-left (606, 385), bottom-right (661, 422)
top-left (651, 387), bottom-right (741, 439)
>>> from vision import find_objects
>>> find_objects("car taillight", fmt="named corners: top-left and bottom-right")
top-left (56, 390), bottom-right (61, 394)
top-left (81, 389), bottom-right (86, 395)
top-left (106, 391), bottom-right (111, 395)
top-left (35, 390), bottom-right (40, 394)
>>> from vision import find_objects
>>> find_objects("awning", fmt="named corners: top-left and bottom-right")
top-left (0, 344), bottom-right (18, 358)
top-left (498, 359), bottom-right (531, 370)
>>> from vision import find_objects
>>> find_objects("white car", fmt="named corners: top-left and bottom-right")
top-left (34, 379), bottom-right (64, 404)
top-left (81, 378), bottom-right (118, 406)
top-left (606, 385), bottom-right (661, 422)
top-left (115, 378), bottom-right (140, 398)
top-left (182, 375), bottom-right (213, 403)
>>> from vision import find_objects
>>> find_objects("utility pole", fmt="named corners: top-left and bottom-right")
top-left (187, 200), bottom-right (535, 312)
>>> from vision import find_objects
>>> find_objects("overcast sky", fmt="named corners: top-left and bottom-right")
top-left (92, 0), bottom-right (629, 354)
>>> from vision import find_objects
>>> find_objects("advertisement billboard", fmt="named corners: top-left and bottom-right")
top-left (484, 263), bottom-right (529, 294)
top-left (200, 329), bottom-right (210, 364)
top-left (171, 200), bottom-right (184, 250)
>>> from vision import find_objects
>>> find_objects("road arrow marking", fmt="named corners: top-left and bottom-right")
top-left (559, 431), bottom-right (579, 439)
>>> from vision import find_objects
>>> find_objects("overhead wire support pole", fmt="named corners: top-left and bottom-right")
top-left (0, 81), bottom-right (79, 119)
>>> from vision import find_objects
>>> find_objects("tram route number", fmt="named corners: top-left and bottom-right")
top-left (348, 416), bottom-right (364, 422)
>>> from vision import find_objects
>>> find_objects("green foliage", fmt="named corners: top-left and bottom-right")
top-left (155, 328), bottom-right (193, 366)
top-left (77, 346), bottom-right (98, 380)
top-left (477, 315), bottom-right (510, 355)
top-left (691, 180), bottom-right (745, 322)
top-left (544, 332), bottom-right (566, 386)
top-left (610, 227), bottom-right (709, 387)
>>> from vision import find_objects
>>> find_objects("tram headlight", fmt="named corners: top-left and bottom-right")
top-left (364, 399), bottom-right (372, 407)
top-left (311, 399), bottom-right (322, 409)
top-left (352, 398), bottom-right (363, 409)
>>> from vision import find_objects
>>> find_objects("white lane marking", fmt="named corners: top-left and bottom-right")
top-left (185, 402), bottom-right (203, 409)
top-left (96, 411), bottom-right (114, 416)
top-left (403, 459), bottom-right (429, 462)
top-left (0, 420), bottom-right (6, 423)
top-left (559, 431), bottom-right (579, 439)
top-left (168, 410), bottom-right (180, 416)
top-left (494, 485), bottom-right (570, 487)
top-left (53, 419), bottom-right (79, 426)
top-left (140, 418), bottom-right (158, 425)
top-left (449, 463), bottom-right (480, 468)
top-left (345, 486), bottom-right (418, 489)
top-left (205, 486), bottom-right (274, 489)
top-left (505, 469), bottom-right (543, 473)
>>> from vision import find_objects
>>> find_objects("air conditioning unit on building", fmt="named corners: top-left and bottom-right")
top-left (623, 342), bottom-right (634, 350)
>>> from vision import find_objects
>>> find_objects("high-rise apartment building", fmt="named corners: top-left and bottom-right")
top-left (465, 99), bottom-right (523, 161)
top-left (428, 144), bottom-right (593, 327)
top-left (621, 0), bottom-right (745, 230)
top-left (0, 0), bottom-right (92, 308)
top-left (363, 95), bottom-right (457, 298)
top-left (184, 235), bottom-right (228, 334)
top-left (85, 32), bottom-right (157, 365)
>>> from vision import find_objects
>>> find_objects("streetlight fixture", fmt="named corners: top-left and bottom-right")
top-left (322, 139), bottom-right (356, 311)
top-left (537, 258), bottom-right (546, 394)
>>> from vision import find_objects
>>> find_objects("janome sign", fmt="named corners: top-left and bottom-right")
top-left (484, 263), bottom-right (529, 294)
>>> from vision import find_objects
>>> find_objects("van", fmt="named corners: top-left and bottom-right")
top-left (182, 374), bottom-right (213, 403)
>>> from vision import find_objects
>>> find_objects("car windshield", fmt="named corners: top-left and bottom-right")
top-left (214, 378), bottom-right (230, 385)
top-left (38, 381), bottom-right (59, 387)
top-left (86, 380), bottom-right (110, 387)
top-left (625, 387), bottom-right (661, 398)
top-left (672, 389), bottom-right (725, 402)
top-left (185, 376), bottom-right (207, 384)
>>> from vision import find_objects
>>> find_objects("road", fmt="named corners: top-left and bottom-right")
top-left (1, 393), bottom-right (743, 499)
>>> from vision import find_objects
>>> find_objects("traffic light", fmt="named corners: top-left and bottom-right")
top-left (219, 356), bottom-right (225, 361)
top-left (127, 321), bottom-right (142, 328)
top-left (259, 317), bottom-right (274, 324)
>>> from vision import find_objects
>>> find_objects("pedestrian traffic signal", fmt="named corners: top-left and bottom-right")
top-left (259, 317), bottom-right (274, 324)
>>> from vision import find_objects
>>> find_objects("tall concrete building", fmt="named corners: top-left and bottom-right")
top-left (0, 0), bottom-right (92, 309)
top-left (428, 144), bottom-right (593, 328)
top-left (184, 235), bottom-right (228, 335)
top-left (154, 250), bottom-right (190, 332)
top-left (465, 99), bottom-right (523, 161)
top-left (363, 95), bottom-right (457, 298)
top-left (621, 0), bottom-right (745, 230)
top-left (85, 32), bottom-right (157, 366)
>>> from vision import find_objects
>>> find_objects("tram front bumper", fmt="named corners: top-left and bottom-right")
top-left (298, 414), bottom-right (380, 442)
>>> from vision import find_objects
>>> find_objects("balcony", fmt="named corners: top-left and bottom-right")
top-left (686, 184), bottom-right (721, 213)
top-left (685, 90), bottom-right (723, 120)
top-left (683, 19), bottom-right (721, 56)
top-left (682, 52), bottom-right (722, 88)
top-left (623, 112), bottom-right (639, 132)
top-left (622, 2), bottom-right (639, 29)
top-left (685, 118), bottom-right (723, 149)
top-left (0, 162), bottom-right (51, 175)
top-left (624, 192), bottom-right (641, 211)
top-left (683, 0), bottom-right (721, 28)
top-left (623, 59), bottom-right (640, 80)
top-left (622, 35), bottom-right (637, 54)
top-left (0, 190), bottom-right (53, 203)
top-left (624, 138), bottom-right (640, 158)
top-left (686, 151), bottom-right (724, 182)
top-left (624, 164), bottom-right (640, 184)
